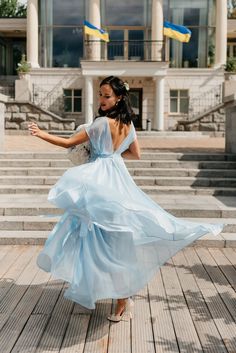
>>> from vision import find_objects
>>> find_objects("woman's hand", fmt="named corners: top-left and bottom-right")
top-left (28, 122), bottom-right (43, 137)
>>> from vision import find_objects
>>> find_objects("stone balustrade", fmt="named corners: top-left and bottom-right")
top-left (4, 102), bottom-right (76, 133)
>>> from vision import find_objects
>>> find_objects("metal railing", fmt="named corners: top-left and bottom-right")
top-left (32, 74), bottom-right (75, 114)
top-left (187, 84), bottom-right (223, 122)
top-left (84, 40), bottom-right (166, 62)
top-left (32, 84), bottom-right (64, 114)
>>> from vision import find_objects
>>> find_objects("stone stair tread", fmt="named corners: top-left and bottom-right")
top-left (0, 230), bottom-right (232, 247)
top-left (0, 215), bottom-right (235, 225)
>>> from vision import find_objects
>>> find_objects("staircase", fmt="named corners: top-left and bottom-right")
top-left (0, 150), bottom-right (235, 246)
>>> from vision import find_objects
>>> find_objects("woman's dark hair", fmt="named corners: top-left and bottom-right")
top-left (97, 76), bottom-right (136, 125)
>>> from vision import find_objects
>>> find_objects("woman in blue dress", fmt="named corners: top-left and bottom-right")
top-left (28, 76), bottom-right (223, 322)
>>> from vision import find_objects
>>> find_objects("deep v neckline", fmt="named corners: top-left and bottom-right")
top-left (106, 117), bottom-right (132, 153)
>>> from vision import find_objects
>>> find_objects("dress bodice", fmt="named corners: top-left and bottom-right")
top-left (85, 117), bottom-right (136, 158)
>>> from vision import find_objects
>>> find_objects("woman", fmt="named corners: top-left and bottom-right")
top-left (28, 76), bottom-right (223, 322)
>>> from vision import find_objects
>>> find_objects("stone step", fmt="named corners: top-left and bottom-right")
top-left (0, 166), bottom-right (235, 178)
top-left (129, 168), bottom-right (236, 178)
top-left (142, 186), bottom-right (236, 196)
top-left (1, 203), bottom-right (236, 218)
top-left (1, 159), bottom-right (236, 170)
top-left (0, 215), bottom-right (234, 233)
top-left (2, 151), bottom-right (234, 160)
top-left (140, 153), bottom-right (236, 161)
top-left (0, 230), bottom-right (233, 247)
top-left (0, 159), bottom-right (72, 168)
top-left (2, 175), bottom-right (236, 187)
top-left (0, 152), bottom-right (68, 159)
top-left (1, 184), bottom-right (236, 196)
top-left (0, 167), bottom-right (67, 176)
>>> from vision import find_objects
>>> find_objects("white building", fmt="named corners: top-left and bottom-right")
top-left (0, 0), bottom-right (229, 131)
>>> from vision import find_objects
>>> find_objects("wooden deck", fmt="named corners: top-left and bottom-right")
top-left (0, 245), bottom-right (235, 353)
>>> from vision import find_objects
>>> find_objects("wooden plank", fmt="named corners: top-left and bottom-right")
top-left (0, 246), bottom-right (38, 309)
top-left (208, 248), bottom-right (236, 290)
top-left (107, 299), bottom-right (131, 353)
top-left (0, 246), bottom-right (39, 315)
top-left (35, 285), bottom-right (74, 353)
top-left (148, 270), bottom-right (179, 353)
top-left (184, 248), bottom-right (236, 353)
top-left (131, 287), bottom-right (155, 353)
top-left (0, 245), bottom-right (25, 278)
top-left (83, 299), bottom-right (111, 353)
top-left (222, 248), bottom-right (236, 268)
top-left (33, 279), bottom-right (64, 315)
top-left (161, 260), bottom-right (203, 353)
top-left (10, 314), bottom-right (50, 353)
top-left (60, 313), bottom-right (91, 353)
top-left (0, 245), bottom-right (12, 264)
top-left (0, 247), bottom-right (51, 353)
top-left (172, 250), bottom-right (228, 353)
top-left (195, 248), bottom-right (236, 319)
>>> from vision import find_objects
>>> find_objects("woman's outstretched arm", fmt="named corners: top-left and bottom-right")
top-left (28, 122), bottom-right (89, 148)
top-left (122, 139), bottom-right (141, 160)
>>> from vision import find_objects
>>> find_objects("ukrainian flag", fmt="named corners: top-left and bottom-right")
top-left (164, 21), bottom-right (191, 43)
top-left (84, 20), bottom-right (109, 42)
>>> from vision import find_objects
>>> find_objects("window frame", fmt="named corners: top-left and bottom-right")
top-left (169, 89), bottom-right (189, 115)
top-left (63, 88), bottom-right (82, 113)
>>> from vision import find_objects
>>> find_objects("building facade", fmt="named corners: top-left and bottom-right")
top-left (0, 0), bottom-right (229, 131)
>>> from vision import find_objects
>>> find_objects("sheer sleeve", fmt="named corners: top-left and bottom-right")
top-left (85, 117), bottom-right (113, 155)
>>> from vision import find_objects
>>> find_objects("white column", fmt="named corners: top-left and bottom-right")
top-left (153, 76), bottom-right (165, 131)
top-left (215, 0), bottom-right (227, 67)
top-left (151, 0), bottom-right (164, 61)
top-left (85, 77), bottom-right (94, 124)
top-left (0, 102), bottom-right (5, 152)
top-left (27, 0), bottom-right (39, 68)
top-left (89, 0), bottom-right (101, 60)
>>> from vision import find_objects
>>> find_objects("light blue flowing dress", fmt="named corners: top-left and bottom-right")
top-left (37, 116), bottom-right (223, 309)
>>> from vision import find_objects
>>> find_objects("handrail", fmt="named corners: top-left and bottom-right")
top-left (178, 84), bottom-right (224, 125)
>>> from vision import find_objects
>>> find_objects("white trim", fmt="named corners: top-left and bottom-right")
top-left (81, 61), bottom-right (168, 77)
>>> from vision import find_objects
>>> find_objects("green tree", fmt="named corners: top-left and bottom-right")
top-left (0, 0), bottom-right (27, 18)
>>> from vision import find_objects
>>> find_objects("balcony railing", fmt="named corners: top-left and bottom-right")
top-left (84, 40), bottom-right (166, 62)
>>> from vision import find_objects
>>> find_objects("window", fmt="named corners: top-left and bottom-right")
top-left (170, 90), bottom-right (189, 114)
top-left (63, 89), bottom-right (82, 113)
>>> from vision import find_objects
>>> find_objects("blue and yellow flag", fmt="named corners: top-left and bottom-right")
top-left (164, 21), bottom-right (191, 43)
top-left (84, 20), bottom-right (109, 42)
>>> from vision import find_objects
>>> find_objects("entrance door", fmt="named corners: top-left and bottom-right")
top-left (129, 88), bottom-right (142, 129)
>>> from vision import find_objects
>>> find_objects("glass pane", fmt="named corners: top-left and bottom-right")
top-left (64, 90), bottom-right (72, 97)
top-left (13, 39), bottom-right (26, 75)
top-left (53, 27), bottom-right (83, 67)
top-left (180, 98), bottom-right (189, 113)
top-left (74, 98), bottom-right (82, 112)
top-left (180, 90), bottom-right (188, 97)
top-left (74, 89), bottom-right (82, 97)
top-left (64, 98), bottom-right (72, 112)
top-left (182, 28), bottom-right (200, 68)
top-left (108, 30), bottom-right (124, 60)
top-left (170, 90), bottom-right (178, 97)
top-left (102, 0), bottom-right (148, 26)
top-left (53, 0), bottom-right (85, 25)
top-left (128, 30), bottom-right (144, 60)
top-left (170, 98), bottom-right (178, 112)
top-left (233, 45), bottom-right (236, 57)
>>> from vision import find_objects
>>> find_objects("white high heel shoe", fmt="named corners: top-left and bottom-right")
top-left (107, 298), bottom-right (134, 322)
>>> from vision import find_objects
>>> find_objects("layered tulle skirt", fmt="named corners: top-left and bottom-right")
top-left (37, 155), bottom-right (223, 309)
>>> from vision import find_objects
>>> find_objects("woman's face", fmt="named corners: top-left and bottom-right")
top-left (99, 84), bottom-right (120, 111)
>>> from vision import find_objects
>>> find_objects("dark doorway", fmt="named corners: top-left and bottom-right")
top-left (129, 88), bottom-right (142, 129)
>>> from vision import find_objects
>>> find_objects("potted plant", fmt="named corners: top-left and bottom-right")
top-left (16, 54), bottom-right (31, 78)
